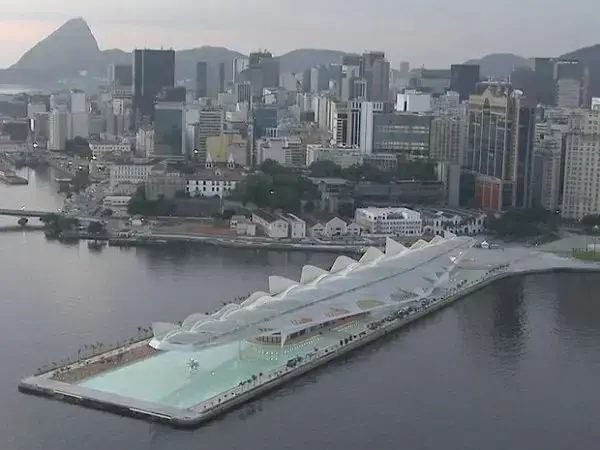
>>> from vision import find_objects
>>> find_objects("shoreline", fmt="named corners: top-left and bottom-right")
top-left (18, 266), bottom-right (600, 428)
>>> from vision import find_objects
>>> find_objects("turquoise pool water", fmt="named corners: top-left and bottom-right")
top-left (79, 336), bottom-right (339, 409)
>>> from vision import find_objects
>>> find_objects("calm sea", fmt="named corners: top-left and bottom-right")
top-left (0, 167), bottom-right (599, 450)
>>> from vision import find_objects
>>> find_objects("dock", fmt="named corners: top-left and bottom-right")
top-left (0, 170), bottom-right (28, 185)
top-left (18, 262), bottom-right (600, 428)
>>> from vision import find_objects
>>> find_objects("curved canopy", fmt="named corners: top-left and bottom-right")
top-left (150, 235), bottom-right (475, 351)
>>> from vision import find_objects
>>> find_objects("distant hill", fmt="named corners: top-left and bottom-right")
top-left (464, 53), bottom-right (529, 78)
top-left (13, 17), bottom-right (102, 77)
top-left (2, 17), bottom-right (346, 88)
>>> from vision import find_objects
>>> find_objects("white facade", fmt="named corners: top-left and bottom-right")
top-left (109, 163), bottom-right (154, 189)
top-left (89, 142), bottom-right (131, 158)
top-left (432, 91), bottom-right (462, 115)
top-left (562, 110), bottom-right (600, 220)
top-left (355, 207), bottom-right (423, 235)
top-left (49, 107), bottom-right (68, 151)
top-left (185, 169), bottom-right (242, 198)
top-left (556, 78), bottom-right (581, 109)
top-left (421, 211), bottom-right (486, 236)
top-left (135, 128), bottom-right (154, 158)
top-left (252, 211), bottom-right (289, 239)
top-left (396, 91), bottom-right (432, 113)
top-left (592, 98), bottom-right (600, 111)
top-left (283, 214), bottom-right (306, 239)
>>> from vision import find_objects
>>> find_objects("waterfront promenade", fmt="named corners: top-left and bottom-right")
top-left (18, 245), bottom-right (600, 428)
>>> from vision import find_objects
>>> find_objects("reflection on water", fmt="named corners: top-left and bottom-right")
top-left (1, 169), bottom-right (600, 450)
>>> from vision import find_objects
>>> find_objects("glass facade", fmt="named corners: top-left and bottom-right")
top-left (153, 107), bottom-right (183, 158)
top-left (373, 113), bottom-right (432, 158)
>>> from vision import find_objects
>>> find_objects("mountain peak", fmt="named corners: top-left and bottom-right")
top-left (11, 17), bottom-right (100, 74)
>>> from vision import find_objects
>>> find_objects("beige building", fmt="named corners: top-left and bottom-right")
top-left (206, 132), bottom-right (244, 163)
top-left (562, 109), bottom-right (600, 220)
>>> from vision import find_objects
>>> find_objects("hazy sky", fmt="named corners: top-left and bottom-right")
top-left (0, 2), bottom-right (597, 68)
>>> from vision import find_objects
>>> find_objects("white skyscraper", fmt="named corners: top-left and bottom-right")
top-left (49, 106), bottom-right (68, 150)
top-left (562, 110), bottom-right (600, 220)
top-left (232, 57), bottom-right (249, 84)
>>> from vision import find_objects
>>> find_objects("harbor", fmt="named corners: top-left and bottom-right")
top-left (18, 242), bottom-right (600, 428)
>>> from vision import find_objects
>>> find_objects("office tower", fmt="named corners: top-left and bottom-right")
top-left (49, 106), bottom-right (68, 150)
top-left (556, 78), bottom-right (581, 108)
top-left (450, 64), bottom-right (480, 102)
top-left (532, 116), bottom-right (567, 212)
top-left (194, 109), bottom-right (225, 163)
top-left (430, 116), bottom-right (465, 164)
top-left (561, 110), bottom-right (600, 219)
top-left (235, 82), bottom-right (252, 104)
top-left (239, 51), bottom-right (280, 102)
top-left (108, 64), bottom-right (133, 87)
top-left (196, 61), bottom-right (208, 98)
top-left (465, 85), bottom-right (536, 211)
top-left (360, 51), bottom-right (390, 101)
top-left (133, 49), bottom-right (175, 121)
top-left (218, 62), bottom-right (226, 93)
top-left (69, 90), bottom-right (89, 139)
top-left (533, 57), bottom-right (556, 106)
top-left (152, 102), bottom-right (185, 160)
top-left (399, 61), bottom-right (410, 75)
top-left (157, 86), bottom-right (187, 103)
top-left (301, 69), bottom-right (312, 93)
top-left (232, 58), bottom-right (249, 84)
top-left (555, 60), bottom-right (582, 108)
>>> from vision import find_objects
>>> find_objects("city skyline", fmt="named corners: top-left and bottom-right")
top-left (0, 1), bottom-right (598, 69)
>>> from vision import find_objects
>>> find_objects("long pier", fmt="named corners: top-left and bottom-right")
top-left (18, 264), bottom-right (600, 428)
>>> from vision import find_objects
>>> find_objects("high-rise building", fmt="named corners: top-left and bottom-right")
top-left (562, 110), bottom-right (600, 220)
top-left (360, 51), bottom-right (390, 101)
top-left (133, 49), bottom-right (175, 121)
top-left (430, 116), bottom-right (465, 164)
top-left (218, 62), bottom-right (226, 93)
top-left (152, 102), bottom-right (185, 160)
top-left (450, 64), bottom-right (480, 102)
top-left (193, 109), bottom-right (225, 163)
top-left (69, 90), bottom-right (89, 139)
top-left (196, 62), bottom-right (208, 98)
top-left (532, 57), bottom-right (556, 106)
top-left (465, 84), bottom-right (536, 211)
top-left (399, 61), bottom-right (410, 75)
top-left (108, 64), bottom-right (133, 87)
top-left (531, 114), bottom-right (567, 212)
top-left (556, 78), bottom-right (581, 108)
top-left (49, 106), bottom-right (68, 150)
top-left (235, 82), bottom-right (252, 104)
top-left (232, 58), bottom-right (249, 84)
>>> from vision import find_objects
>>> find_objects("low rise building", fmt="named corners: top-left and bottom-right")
top-left (282, 213), bottom-right (306, 239)
top-left (420, 209), bottom-right (486, 236)
top-left (230, 215), bottom-right (257, 236)
top-left (185, 164), bottom-right (245, 198)
top-left (304, 215), bottom-right (361, 238)
top-left (144, 166), bottom-right (186, 201)
top-left (354, 207), bottom-right (422, 235)
top-left (103, 195), bottom-right (132, 216)
top-left (305, 145), bottom-right (363, 168)
top-left (252, 209), bottom-right (290, 239)
top-left (89, 140), bottom-right (132, 160)
top-left (109, 160), bottom-right (158, 190)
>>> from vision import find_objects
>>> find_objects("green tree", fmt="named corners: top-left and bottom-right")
top-left (65, 137), bottom-right (91, 158)
top-left (309, 160), bottom-right (344, 178)
top-left (87, 221), bottom-right (106, 234)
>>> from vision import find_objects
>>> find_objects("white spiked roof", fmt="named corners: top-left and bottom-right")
top-left (150, 234), bottom-right (475, 351)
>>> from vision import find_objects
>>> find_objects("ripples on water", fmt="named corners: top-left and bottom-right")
top-left (1, 170), bottom-right (600, 449)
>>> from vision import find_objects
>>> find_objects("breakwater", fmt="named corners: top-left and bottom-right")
top-left (18, 265), bottom-right (600, 428)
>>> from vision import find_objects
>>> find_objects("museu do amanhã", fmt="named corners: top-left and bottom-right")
top-left (18, 233), bottom-right (600, 428)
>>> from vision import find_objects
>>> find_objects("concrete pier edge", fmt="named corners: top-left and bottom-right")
top-left (18, 266), bottom-right (600, 428)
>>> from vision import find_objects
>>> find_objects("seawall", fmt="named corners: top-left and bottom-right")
top-left (18, 266), bottom-right (600, 428)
